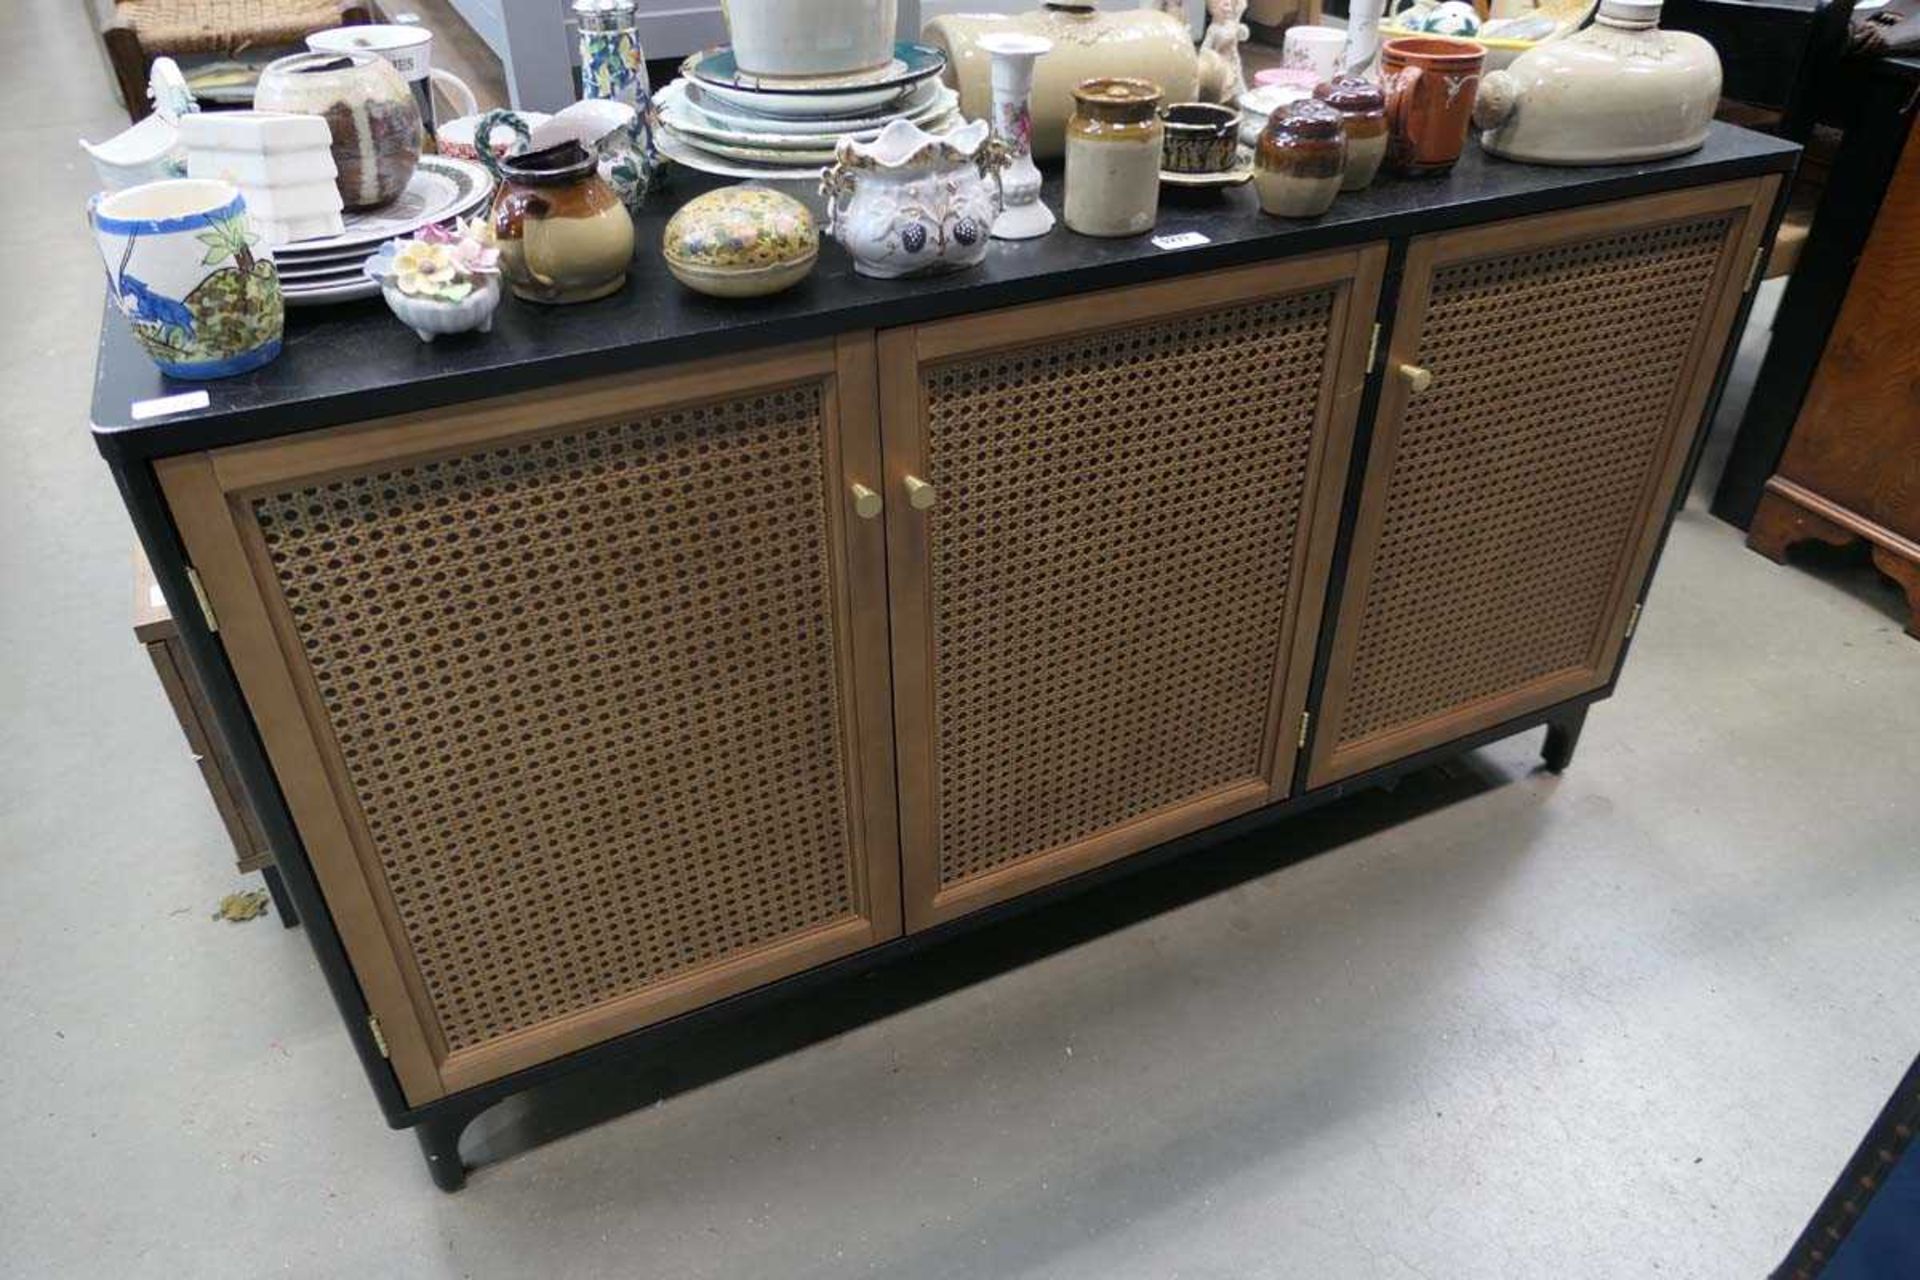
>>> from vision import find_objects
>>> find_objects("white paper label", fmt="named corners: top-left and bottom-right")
top-left (130, 390), bottom-right (211, 422)
top-left (1152, 231), bottom-right (1211, 251)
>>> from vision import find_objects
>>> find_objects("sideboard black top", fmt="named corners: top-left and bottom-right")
top-left (91, 122), bottom-right (1797, 462)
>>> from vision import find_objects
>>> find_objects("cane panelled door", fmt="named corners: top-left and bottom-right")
top-left (158, 338), bottom-right (902, 1103)
top-left (1309, 179), bottom-right (1780, 787)
top-left (880, 253), bottom-right (1387, 929)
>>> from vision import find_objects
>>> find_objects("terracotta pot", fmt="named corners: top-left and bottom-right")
top-left (1380, 36), bottom-right (1485, 177)
top-left (254, 50), bottom-right (422, 209)
top-left (484, 140), bottom-right (634, 305)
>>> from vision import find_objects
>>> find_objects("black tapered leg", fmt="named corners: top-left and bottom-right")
top-left (415, 1112), bottom-right (471, 1192)
top-left (1542, 707), bottom-right (1589, 775)
top-left (261, 864), bottom-right (300, 929)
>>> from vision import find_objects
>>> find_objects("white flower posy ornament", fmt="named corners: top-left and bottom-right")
top-left (366, 218), bottom-right (506, 342)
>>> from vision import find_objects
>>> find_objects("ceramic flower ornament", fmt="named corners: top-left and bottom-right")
top-left (365, 217), bottom-right (503, 341)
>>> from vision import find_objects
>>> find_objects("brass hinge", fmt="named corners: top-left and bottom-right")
top-left (1626, 602), bottom-right (1645, 639)
top-left (1366, 323), bottom-right (1381, 374)
top-left (1747, 243), bottom-right (1767, 292)
top-left (367, 1014), bottom-right (390, 1059)
top-left (1297, 710), bottom-right (1313, 750)
top-left (184, 565), bottom-right (218, 634)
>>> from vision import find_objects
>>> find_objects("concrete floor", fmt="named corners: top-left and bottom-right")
top-left (4, 1), bottom-right (1919, 1275)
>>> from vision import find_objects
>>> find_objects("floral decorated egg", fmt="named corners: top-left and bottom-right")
top-left (661, 186), bottom-right (819, 298)
top-left (1416, 1), bottom-right (1482, 36)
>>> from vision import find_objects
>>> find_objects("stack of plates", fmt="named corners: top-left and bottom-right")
top-left (657, 42), bottom-right (958, 182)
top-left (270, 155), bottom-right (494, 307)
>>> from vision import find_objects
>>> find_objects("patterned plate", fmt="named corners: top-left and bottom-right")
top-left (271, 156), bottom-right (493, 260)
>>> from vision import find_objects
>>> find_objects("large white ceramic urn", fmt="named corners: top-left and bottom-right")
top-left (722, 0), bottom-right (899, 79)
top-left (1471, 0), bottom-right (1722, 165)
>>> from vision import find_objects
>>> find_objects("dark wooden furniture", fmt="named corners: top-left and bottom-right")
top-left (1746, 99), bottom-right (1920, 636)
top-left (92, 126), bottom-right (1794, 1191)
top-left (103, 0), bottom-right (371, 122)
top-left (133, 546), bottom-right (298, 924)
top-left (1713, 57), bottom-right (1920, 527)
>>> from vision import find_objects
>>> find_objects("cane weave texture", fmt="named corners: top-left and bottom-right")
top-left (249, 386), bottom-right (860, 1054)
top-left (1335, 214), bottom-right (1737, 749)
top-left (113, 0), bottom-right (355, 54)
top-left (921, 288), bottom-right (1338, 889)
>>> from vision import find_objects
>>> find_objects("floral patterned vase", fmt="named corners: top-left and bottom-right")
top-left (821, 119), bottom-right (1008, 280)
top-left (90, 178), bottom-right (283, 379)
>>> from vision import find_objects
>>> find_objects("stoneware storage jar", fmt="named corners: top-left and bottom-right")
top-left (482, 140), bottom-right (635, 304)
top-left (254, 50), bottom-right (422, 209)
top-left (822, 118), bottom-right (1007, 279)
top-left (1314, 76), bottom-right (1388, 191)
top-left (1380, 36), bottom-right (1485, 176)
top-left (1255, 98), bottom-right (1347, 218)
top-left (663, 186), bottom-right (819, 298)
top-left (90, 178), bottom-right (284, 379)
top-left (1064, 77), bottom-right (1165, 238)
top-left (925, 3), bottom-right (1198, 161)
top-left (723, 0), bottom-right (899, 79)
top-left (1472, 0), bottom-right (1721, 164)
top-left (1160, 102), bottom-right (1242, 175)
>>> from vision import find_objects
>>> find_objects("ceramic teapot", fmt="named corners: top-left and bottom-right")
top-left (1472, 0), bottom-right (1721, 164)
top-left (476, 118), bottom-right (635, 305)
top-left (821, 118), bottom-right (1008, 279)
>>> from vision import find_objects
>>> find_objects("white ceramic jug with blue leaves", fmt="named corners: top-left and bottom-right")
top-left (91, 178), bottom-right (284, 379)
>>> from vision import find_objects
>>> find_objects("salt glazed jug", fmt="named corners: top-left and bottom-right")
top-left (821, 118), bottom-right (1007, 279)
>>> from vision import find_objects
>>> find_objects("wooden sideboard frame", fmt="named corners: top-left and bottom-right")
top-left (158, 337), bottom-right (904, 1103)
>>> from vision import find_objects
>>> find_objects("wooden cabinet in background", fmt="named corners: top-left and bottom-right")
top-left (877, 253), bottom-right (1384, 928)
top-left (157, 338), bottom-right (903, 1104)
top-left (1310, 181), bottom-right (1778, 785)
top-left (1748, 116), bottom-right (1920, 638)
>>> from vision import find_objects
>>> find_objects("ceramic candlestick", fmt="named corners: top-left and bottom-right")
top-left (979, 32), bottom-right (1054, 241)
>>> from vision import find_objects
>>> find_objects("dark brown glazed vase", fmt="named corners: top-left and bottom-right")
top-left (255, 50), bottom-right (423, 209)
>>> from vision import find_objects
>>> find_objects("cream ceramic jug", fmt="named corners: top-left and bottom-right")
top-left (925, 2), bottom-right (1201, 161)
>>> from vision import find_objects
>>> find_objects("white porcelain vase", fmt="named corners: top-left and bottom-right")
top-left (723, 0), bottom-right (898, 79)
top-left (821, 119), bottom-right (1008, 280)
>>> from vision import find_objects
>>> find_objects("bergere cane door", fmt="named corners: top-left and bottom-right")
top-left (882, 251), bottom-right (1386, 930)
top-left (1309, 179), bottom-right (1780, 787)
top-left (157, 337), bottom-right (901, 1104)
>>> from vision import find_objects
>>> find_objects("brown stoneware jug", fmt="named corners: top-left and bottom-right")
top-left (482, 134), bottom-right (635, 305)
top-left (1380, 36), bottom-right (1486, 177)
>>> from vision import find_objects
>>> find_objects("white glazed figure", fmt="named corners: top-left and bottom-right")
top-left (1197, 0), bottom-right (1251, 104)
top-left (979, 32), bottom-right (1055, 240)
top-left (1345, 0), bottom-right (1388, 79)
top-left (821, 118), bottom-right (1009, 279)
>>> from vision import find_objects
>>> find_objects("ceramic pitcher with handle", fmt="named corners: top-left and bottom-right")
top-left (821, 118), bottom-right (1008, 279)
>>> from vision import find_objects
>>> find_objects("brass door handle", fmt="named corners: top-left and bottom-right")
top-left (850, 483), bottom-right (883, 520)
top-left (1398, 363), bottom-right (1433, 393)
top-left (903, 475), bottom-right (937, 511)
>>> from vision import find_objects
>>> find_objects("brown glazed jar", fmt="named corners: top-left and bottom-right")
top-left (488, 140), bottom-right (636, 304)
top-left (1064, 77), bottom-right (1165, 238)
top-left (1254, 99), bottom-right (1346, 219)
top-left (1314, 75), bottom-right (1388, 192)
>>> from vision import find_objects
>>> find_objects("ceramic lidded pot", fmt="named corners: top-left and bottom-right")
top-left (1472, 0), bottom-right (1721, 164)
top-left (1159, 102), bottom-right (1242, 176)
top-left (1313, 75), bottom-right (1388, 191)
top-left (254, 50), bottom-right (422, 209)
top-left (1064, 77), bottom-right (1165, 238)
top-left (925, 3), bottom-right (1199, 161)
top-left (664, 186), bottom-right (819, 298)
top-left (821, 118), bottom-right (1008, 279)
top-left (1380, 36), bottom-right (1485, 176)
top-left (1255, 98), bottom-right (1346, 218)
top-left (91, 178), bottom-right (284, 378)
top-left (482, 139), bottom-right (635, 304)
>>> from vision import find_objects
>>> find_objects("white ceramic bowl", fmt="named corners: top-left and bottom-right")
top-left (381, 276), bottom-right (502, 341)
top-left (724, 0), bottom-right (898, 79)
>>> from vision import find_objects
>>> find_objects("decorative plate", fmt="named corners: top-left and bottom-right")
top-left (660, 79), bottom-right (955, 145)
top-left (683, 43), bottom-right (945, 118)
top-left (685, 41), bottom-right (945, 94)
top-left (654, 127), bottom-right (828, 182)
top-left (661, 113), bottom-right (961, 166)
